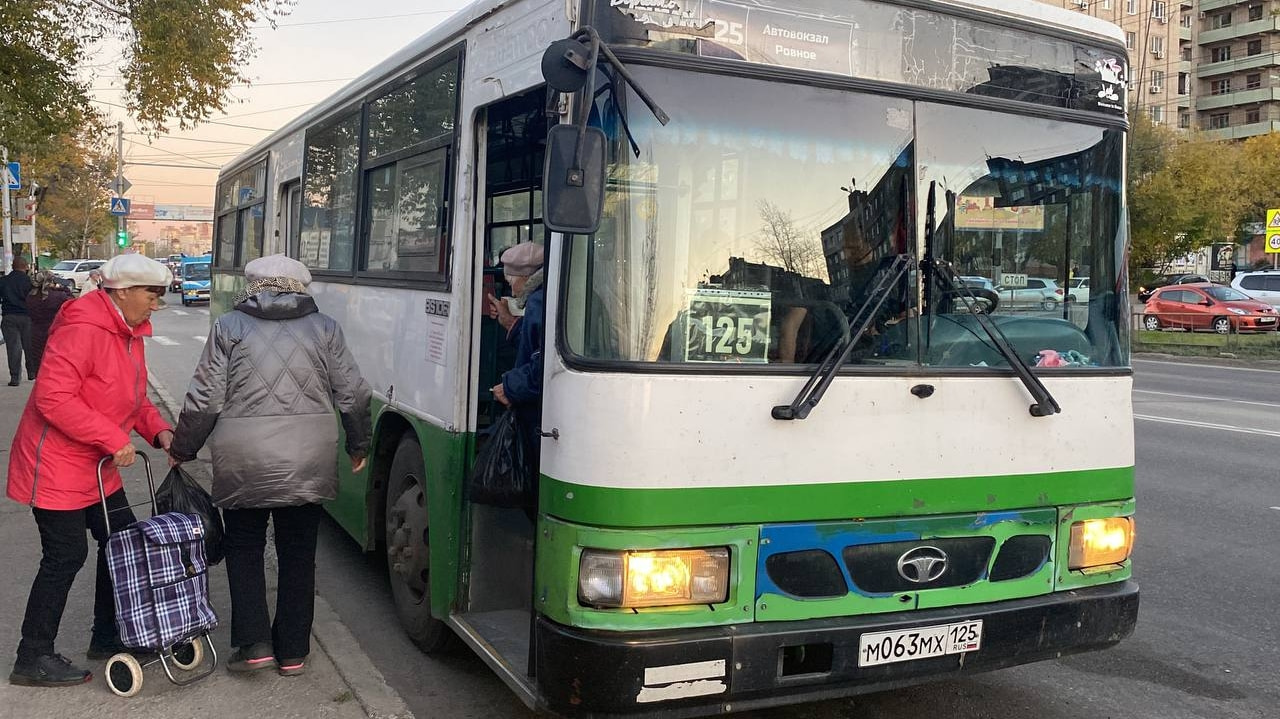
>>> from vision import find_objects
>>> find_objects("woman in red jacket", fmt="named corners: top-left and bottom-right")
top-left (6, 255), bottom-right (174, 688)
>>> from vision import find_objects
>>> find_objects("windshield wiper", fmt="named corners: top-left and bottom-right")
top-left (772, 254), bottom-right (913, 421)
top-left (922, 183), bottom-right (1060, 418)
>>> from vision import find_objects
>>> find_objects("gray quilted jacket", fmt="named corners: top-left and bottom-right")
top-left (171, 292), bottom-right (372, 509)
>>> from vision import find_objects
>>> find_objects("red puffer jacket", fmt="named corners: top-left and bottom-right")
top-left (7, 290), bottom-right (171, 510)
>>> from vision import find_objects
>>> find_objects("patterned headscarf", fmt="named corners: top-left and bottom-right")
top-left (29, 270), bottom-right (64, 298)
top-left (234, 276), bottom-right (308, 305)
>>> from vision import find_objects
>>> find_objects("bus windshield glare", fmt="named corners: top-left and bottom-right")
top-left (563, 67), bottom-right (1128, 369)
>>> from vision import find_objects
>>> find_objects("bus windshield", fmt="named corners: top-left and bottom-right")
top-left (183, 263), bottom-right (211, 281)
top-left (563, 67), bottom-right (1127, 369)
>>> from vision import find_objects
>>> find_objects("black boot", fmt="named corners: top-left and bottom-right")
top-left (9, 653), bottom-right (92, 687)
top-left (7, 377), bottom-right (17, 387)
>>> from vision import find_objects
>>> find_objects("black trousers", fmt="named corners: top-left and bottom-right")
top-left (222, 503), bottom-right (322, 660)
top-left (17, 489), bottom-right (136, 661)
top-left (1, 314), bottom-right (33, 381)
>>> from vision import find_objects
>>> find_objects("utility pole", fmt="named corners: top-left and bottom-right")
top-left (2, 145), bottom-right (11, 272)
top-left (115, 121), bottom-right (124, 257)
top-left (29, 184), bottom-right (38, 268)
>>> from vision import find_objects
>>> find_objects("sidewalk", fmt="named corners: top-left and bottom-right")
top-left (0, 379), bottom-right (414, 719)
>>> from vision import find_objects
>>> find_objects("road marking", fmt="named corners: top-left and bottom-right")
top-left (150, 336), bottom-right (180, 346)
top-left (1133, 358), bottom-right (1280, 374)
top-left (172, 309), bottom-right (189, 316)
top-left (1133, 389), bottom-right (1280, 409)
top-left (1271, 507), bottom-right (1280, 511)
top-left (1135, 413), bottom-right (1280, 438)
top-left (192, 335), bottom-right (207, 343)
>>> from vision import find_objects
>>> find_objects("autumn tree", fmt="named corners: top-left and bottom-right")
top-left (0, 0), bottom-right (294, 156)
top-left (1127, 112), bottom-right (1247, 272)
top-left (754, 199), bottom-right (825, 279)
top-left (30, 136), bottom-right (116, 259)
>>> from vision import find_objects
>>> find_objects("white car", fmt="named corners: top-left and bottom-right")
top-left (1231, 270), bottom-right (1280, 308)
top-left (996, 277), bottom-right (1064, 310)
top-left (50, 259), bottom-right (106, 293)
top-left (1068, 277), bottom-right (1090, 304)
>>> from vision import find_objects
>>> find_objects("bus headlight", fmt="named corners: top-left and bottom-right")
top-left (578, 547), bottom-right (730, 608)
top-left (1068, 517), bottom-right (1134, 569)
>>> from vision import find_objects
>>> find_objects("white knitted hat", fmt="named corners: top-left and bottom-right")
top-left (101, 254), bottom-right (173, 289)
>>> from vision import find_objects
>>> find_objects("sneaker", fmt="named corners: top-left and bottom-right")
top-left (227, 643), bottom-right (276, 672)
top-left (277, 658), bottom-right (305, 677)
top-left (9, 653), bottom-right (92, 687)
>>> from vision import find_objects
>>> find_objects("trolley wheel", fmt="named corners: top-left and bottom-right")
top-left (171, 639), bottom-right (204, 670)
top-left (385, 433), bottom-right (452, 653)
top-left (106, 653), bottom-right (144, 698)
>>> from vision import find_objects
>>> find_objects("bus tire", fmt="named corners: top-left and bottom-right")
top-left (385, 433), bottom-right (452, 653)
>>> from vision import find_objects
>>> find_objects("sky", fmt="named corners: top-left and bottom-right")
top-left (89, 1), bottom-right (469, 210)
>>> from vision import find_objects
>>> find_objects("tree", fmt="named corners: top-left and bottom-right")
top-left (30, 136), bottom-right (116, 259)
top-left (0, 0), bottom-right (294, 156)
top-left (753, 199), bottom-right (825, 278)
top-left (1127, 112), bottom-right (1247, 272)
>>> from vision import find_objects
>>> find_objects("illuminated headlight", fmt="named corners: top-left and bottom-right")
top-left (1229, 308), bottom-right (1247, 316)
top-left (1068, 517), bottom-right (1134, 570)
top-left (578, 548), bottom-right (730, 608)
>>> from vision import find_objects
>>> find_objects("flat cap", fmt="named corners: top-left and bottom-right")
top-left (500, 243), bottom-right (544, 277)
top-left (245, 253), bottom-right (312, 286)
top-left (101, 254), bottom-right (173, 289)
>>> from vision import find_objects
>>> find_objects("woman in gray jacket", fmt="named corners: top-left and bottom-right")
top-left (170, 254), bottom-right (371, 677)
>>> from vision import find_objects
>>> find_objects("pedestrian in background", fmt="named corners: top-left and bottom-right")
top-left (79, 269), bottom-right (104, 295)
top-left (170, 254), bottom-right (371, 678)
top-left (6, 254), bottom-right (174, 688)
top-left (26, 271), bottom-right (75, 379)
top-left (0, 256), bottom-right (35, 386)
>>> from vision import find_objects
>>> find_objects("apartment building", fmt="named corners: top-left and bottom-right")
top-left (1043, 0), bottom-right (1280, 139)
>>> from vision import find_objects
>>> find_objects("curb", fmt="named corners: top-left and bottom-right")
top-left (145, 370), bottom-right (414, 719)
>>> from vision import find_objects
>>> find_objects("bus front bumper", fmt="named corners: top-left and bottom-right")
top-left (535, 580), bottom-right (1138, 717)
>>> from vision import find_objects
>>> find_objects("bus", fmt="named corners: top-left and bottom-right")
top-left (212, 0), bottom-right (1137, 714)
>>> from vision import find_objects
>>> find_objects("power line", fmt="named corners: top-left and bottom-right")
top-left (124, 135), bottom-right (253, 147)
top-left (93, 77), bottom-right (354, 90)
top-left (124, 138), bottom-right (220, 168)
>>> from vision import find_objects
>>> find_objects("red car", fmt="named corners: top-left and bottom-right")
top-left (1143, 283), bottom-right (1278, 334)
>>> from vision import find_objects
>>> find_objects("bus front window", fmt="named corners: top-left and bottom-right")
top-left (564, 67), bottom-right (916, 366)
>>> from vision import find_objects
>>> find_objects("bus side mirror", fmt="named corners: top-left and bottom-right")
top-left (543, 124), bottom-right (606, 235)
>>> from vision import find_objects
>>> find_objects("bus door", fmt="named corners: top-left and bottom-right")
top-left (460, 87), bottom-right (548, 676)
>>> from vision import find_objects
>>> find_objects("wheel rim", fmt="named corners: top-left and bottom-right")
top-left (1145, 316), bottom-right (1159, 330)
top-left (387, 473), bottom-right (430, 603)
top-left (1215, 319), bottom-right (1231, 334)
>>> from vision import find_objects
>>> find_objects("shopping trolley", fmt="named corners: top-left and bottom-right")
top-left (97, 452), bottom-right (219, 697)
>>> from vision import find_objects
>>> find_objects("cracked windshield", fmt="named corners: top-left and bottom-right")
top-left (564, 68), bottom-right (1127, 368)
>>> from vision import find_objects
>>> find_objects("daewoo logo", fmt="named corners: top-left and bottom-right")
top-left (896, 546), bottom-right (948, 584)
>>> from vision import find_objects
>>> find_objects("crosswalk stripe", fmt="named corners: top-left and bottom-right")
top-left (193, 335), bottom-right (207, 343)
top-left (151, 336), bottom-right (180, 346)
top-left (172, 309), bottom-right (189, 316)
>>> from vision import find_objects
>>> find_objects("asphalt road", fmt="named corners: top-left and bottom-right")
top-left (142, 306), bottom-right (1280, 718)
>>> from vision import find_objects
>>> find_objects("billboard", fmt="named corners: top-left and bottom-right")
top-left (954, 195), bottom-right (1045, 231)
top-left (154, 205), bottom-right (214, 222)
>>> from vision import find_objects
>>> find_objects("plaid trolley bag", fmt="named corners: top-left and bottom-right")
top-left (97, 454), bottom-right (219, 697)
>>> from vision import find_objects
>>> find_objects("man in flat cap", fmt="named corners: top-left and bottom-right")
top-left (7, 253), bottom-right (174, 686)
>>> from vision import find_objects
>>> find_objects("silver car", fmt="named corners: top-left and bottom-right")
top-left (996, 277), bottom-right (1063, 310)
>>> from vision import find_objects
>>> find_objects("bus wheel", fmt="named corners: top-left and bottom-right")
top-left (385, 434), bottom-right (451, 652)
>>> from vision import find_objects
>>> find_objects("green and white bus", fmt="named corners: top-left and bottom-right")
top-left (213, 0), bottom-right (1137, 714)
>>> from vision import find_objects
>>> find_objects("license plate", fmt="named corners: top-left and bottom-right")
top-left (857, 620), bottom-right (983, 667)
top-left (1259, 317), bottom-right (1275, 323)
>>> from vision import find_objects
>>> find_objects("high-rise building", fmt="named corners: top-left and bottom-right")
top-left (1045, 1), bottom-right (1280, 139)
top-left (1043, 0), bottom-right (1195, 130)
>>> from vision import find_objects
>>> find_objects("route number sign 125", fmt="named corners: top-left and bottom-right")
top-left (683, 289), bottom-right (771, 364)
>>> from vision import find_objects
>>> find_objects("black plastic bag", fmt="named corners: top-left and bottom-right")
top-left (156, 466), bottom-right (225, 565)
top-left (466, 409), bottom-right (534, 509)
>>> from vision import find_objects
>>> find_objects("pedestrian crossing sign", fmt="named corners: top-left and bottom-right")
top-left (109, 197), bottom-right (131, 216)
top-left (1267, 209), bottom-right (1280, 254)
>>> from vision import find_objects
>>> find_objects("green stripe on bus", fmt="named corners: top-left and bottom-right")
top-left (540, 466), bottom-right (1134, 527)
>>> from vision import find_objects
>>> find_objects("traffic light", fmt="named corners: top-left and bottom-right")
top-left (116, 229), bottom-right (129, 247)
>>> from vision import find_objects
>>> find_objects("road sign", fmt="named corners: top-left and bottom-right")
top-left (1267, 210), bottom-right (1280, 254)
top-left (109, 197), bottom-right (131, 216)
top-left (999, 272), bottom-right (1029, 288)
top-left (115, 176), bottom-right (131, 195)
top-left (4, 162), bottom-right (19, 190)
top-left (12, 225), bottom-right (32, 243)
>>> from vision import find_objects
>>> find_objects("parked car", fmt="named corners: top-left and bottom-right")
top-left (1067, 277), bottom-right (1090, 304)
top-left (996, 277), bottom-right (1064, 310)
top-left (1142, 283), bottom-right (1278, 334)
top-left (1136, 273), bottom-right (1211, 303)
top-left (49, 259), bottom-right (105, 294)
top-left (1230, 269), bottom-right (1280, 308)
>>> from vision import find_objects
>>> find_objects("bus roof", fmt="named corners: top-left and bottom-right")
top-left (221, 0), bottom-right (1125, 175)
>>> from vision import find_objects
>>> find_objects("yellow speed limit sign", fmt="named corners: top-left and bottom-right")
top-left (1268, 210), bottom-right (1280, 253)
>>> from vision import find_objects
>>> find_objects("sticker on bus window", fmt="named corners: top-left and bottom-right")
top-left (683, 289), bottom-right (771, 363)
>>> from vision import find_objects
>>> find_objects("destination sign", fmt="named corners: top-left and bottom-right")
top-left (600, 0), bottom-right (1126, 117)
